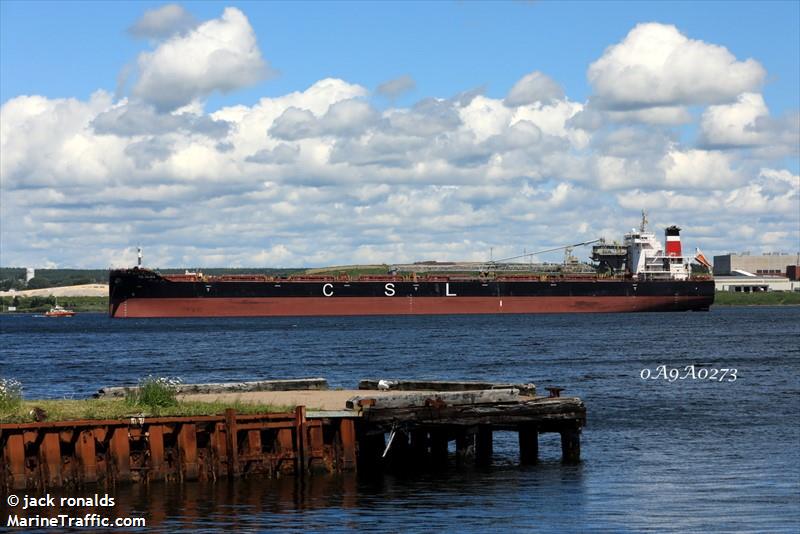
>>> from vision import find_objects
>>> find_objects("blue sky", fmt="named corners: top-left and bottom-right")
top-left (3, 1), bottom-right (799, 111)
top-left (1, 1), bottom-right (798, 268)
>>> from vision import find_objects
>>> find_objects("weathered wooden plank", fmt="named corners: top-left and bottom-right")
top-left (346, 388), bottom-right (520, 410)
top-left (359, 379), bottom-right (535, 396)
top-left (361, 397), bottom-right (586, 428)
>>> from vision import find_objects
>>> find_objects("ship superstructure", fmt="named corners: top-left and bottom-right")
top-left (592, 213), bottom-right (693, 281)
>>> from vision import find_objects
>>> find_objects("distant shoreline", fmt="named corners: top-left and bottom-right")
top-left (712, 291), bottom-right (800, 306)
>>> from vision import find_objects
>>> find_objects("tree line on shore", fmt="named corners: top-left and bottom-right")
top-left (0, 296), bottom-right (108, 312)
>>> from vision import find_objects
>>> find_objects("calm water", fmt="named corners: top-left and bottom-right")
top-left (1, 307), bottom-right (799, 532)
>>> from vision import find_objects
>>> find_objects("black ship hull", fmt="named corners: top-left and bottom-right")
top-left (109, 269), bottom-right (715, 318)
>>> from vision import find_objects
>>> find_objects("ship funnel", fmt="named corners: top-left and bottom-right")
top-left (665, 226), bottom-right (682, 257)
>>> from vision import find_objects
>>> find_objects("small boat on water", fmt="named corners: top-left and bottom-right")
top-left (44, 302), bottom-right (75, 317)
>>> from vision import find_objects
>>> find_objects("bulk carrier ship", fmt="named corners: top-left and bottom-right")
top-left (109, 217), bottom-right (714, 318)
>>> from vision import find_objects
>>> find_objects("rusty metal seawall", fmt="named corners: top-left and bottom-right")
top-left (1, 407), bottom-right (356, 493)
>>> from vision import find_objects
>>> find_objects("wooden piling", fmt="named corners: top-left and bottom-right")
top-left (519, 425), bottom-right (539, 465)
top-left (410, 429), bottom-right (428, 459)
top-left (560, 426), bottom-right (581, 464)
top-left (430, 430), bottom-right (449, 465)
top-left (455, 429), bottom-right (475, 465)
top-left (476, 426), bottom-right (493, 466)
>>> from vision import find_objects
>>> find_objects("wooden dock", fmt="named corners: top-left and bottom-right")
top-left (0, 380), bottom-right (586, 492)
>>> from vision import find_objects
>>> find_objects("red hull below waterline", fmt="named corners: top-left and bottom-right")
top-left (110, 295), bottom-right (713, 318)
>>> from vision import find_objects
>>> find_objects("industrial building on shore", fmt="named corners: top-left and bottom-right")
top-left (713, 252), bottom-right (800, 292)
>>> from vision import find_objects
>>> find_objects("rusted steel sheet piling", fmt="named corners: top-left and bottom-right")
top-left (1, 408), bottom-right (356, 492)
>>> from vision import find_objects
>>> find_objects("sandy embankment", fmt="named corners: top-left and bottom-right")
top-left (178, 390), bottom-right (403, 411)
top-left (0, 284), bottom-right (109, 298)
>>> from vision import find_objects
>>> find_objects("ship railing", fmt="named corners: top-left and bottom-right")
top-left (163, 274), bottom-right (201, 281)
top-left (287, 275), bottom-right (337, 281)
top-left (636, 272), bottom-right (688, 281)
top-left (212, 275), bottom-right (274, 282)
top-left (496, 275), bottom-right (544, 281)
top-left (423, 276), bottom-right (452, 282)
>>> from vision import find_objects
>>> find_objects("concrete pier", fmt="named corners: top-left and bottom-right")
top-left (0, 380), bottom-right (586, 491)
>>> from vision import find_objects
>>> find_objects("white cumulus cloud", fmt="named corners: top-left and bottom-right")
top-left (588, 23), bottom-right (765, 110)
top-left (132, 7), bottom-right (270, 110)
top-left (699, 92), bottom-right (800, 157)
top-left (700, 92), bottom-right (769, 147)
